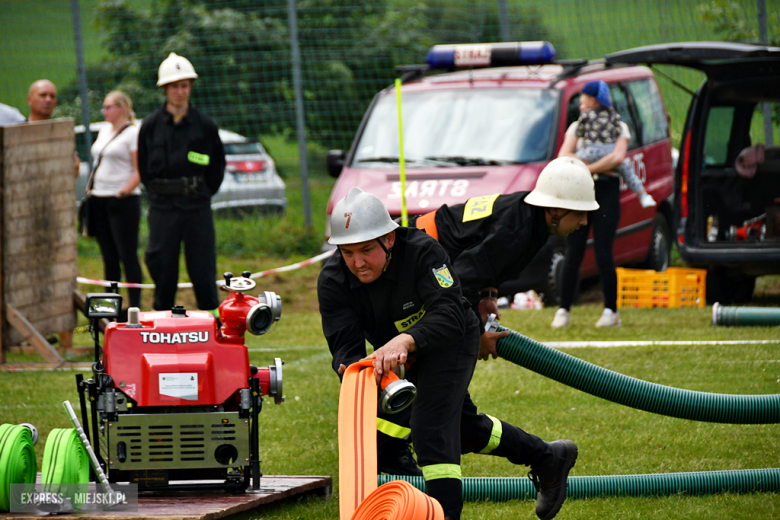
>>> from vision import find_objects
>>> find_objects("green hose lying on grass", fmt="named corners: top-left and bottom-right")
top-left (492, 324), bottom-right (780, 424)
top-left (41, 428), bottom-right (90, 510)
top-left (0, 424), bottom-right (37, 512)
top-left (379, 468), bottom-right (780, 501)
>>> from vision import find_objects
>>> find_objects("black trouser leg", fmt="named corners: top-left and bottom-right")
top-left (560, 221), bottom-right (589, 311)
top-left (91, 197), bottom-right (122, 286)
top-left (408, 325), bottom-right (479, 520)
top-left (591, 178), bottom-right (621, 311)
top-left (106, 196), bottom-right (143, 308)
top-left (459, 398), bottom-right (552, 467)
top-left (560, 177), bottom-right (621, 311)
top-left (182, 205), bottom-right (219, 310)
top-left (145, 207), bottom-right (184, 311)
top-left (376, 403), bottom-right (414, 463)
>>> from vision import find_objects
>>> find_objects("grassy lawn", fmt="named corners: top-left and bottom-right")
top-left (2, 284), bottom-right (780, 519)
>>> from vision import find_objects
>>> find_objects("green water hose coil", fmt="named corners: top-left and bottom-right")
top-left (712, 303), bottom-right (780, 327)
top-left (0, 424), bottom-right (37, 512)
top-left (41, 428), bottom-right (90, 510)
top-left (493, 326), bottom-right (780, 424)
top-left (379, 468), bottom-right (780, 501)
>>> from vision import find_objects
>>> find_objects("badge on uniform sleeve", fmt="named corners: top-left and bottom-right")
top-left (432, 264), bottom-right (454, 288)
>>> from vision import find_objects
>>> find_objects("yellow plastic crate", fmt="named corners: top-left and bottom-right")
top-left (616, 267), bottom-right (707, 309)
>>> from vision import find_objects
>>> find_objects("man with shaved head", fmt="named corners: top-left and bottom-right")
top-left (27, 79), bottom-right (58, 121)
top-left (26, 79), bottom-right (80, 176)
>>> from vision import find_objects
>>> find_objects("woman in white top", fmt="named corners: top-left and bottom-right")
top-left (89, 90), bottom-right (143, 311)
top-left (551, 82), bottom-right (629, 329)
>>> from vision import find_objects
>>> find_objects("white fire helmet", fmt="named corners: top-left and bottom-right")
top-left (525, 157), bottom-right (599, 211)
top-left (157, 52), bottom-right (198, 87)
top-left (329, 187), bottom-right (399, 245)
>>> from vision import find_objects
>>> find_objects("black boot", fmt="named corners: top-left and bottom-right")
top-left (377, 442), bottom-right (423, 477)
top-left (529, 439), bottom-right (578, 520)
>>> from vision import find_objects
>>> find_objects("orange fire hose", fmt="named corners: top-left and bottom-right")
top-left (351, 480), bottom-right (444, 520)
top-left (338, 360), bottom-right (444, 520)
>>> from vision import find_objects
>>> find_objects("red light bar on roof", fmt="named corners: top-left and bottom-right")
top-left (426, 41), bottom-right (556, 69)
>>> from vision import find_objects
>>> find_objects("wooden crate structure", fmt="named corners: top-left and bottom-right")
top-left (0, 120), bottom-right (78, 362)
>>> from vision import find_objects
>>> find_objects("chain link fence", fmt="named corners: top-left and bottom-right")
top-left (1, 0), bottom-right (777, 169)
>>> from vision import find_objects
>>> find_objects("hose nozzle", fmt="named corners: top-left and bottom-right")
top-left (379, 371), bottom-right (417, 414)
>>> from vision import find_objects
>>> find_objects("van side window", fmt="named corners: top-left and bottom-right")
top-left (703, 106), bottom-right (735, 167)
top-left (608, 84), bottom-right (640, 150)
top-left (627, 79), bottom-right (669, 145)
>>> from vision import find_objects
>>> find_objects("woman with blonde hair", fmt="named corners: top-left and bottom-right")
top-left (88, 90), bottom-right (143, 312)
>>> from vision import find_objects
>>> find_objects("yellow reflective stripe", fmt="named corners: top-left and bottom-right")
top-left (376, 418), bottom-right (411, 439)
top-left (479, 414), bottom-right (502, 454)
top-left (187, 151), bottom-right (210, 165)
top-left (422, 464), bottom-right (462, 481)
top-left (394, 306), bottom-right (426, 332)
top-left (462, 193), bottom-right (500, 222)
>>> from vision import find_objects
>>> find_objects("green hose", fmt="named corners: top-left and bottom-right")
top-left (0, 424), bottom-right (37, 512)
top-left (379, 468), bottom-right (780, 501)
top-left (713, 303), bottom-right (780, 327)
top-left (41, 428), bottom-right (90, 510)
top-left (494, 326), bottom-right (780, 424)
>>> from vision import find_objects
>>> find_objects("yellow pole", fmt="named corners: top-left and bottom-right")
top-left (395, 79), bottom-right (408, 227)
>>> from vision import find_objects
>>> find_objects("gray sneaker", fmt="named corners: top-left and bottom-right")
top-left (551, 308), bottom-right (570, 329)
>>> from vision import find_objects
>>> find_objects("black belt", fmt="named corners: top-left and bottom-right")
top-left (148, 176), bottom-right (205, 196)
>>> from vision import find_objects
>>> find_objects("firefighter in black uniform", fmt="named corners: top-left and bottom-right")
top-left (412, 157), bottom-right (599, 358)
top-left (318, 187), bottom-right (579, 520)
top-left (372, 157), bottom-right (598, 478)
top-left (138, 53), bottom-right (225, 311)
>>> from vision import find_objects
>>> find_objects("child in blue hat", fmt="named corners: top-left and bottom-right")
top-left (576, 80), bottom-right (655, 209)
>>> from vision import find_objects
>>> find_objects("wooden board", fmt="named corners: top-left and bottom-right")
top-left (2, 476), bottom-right (332, 519)
top-left (1, 120), bottom-right (78, 348)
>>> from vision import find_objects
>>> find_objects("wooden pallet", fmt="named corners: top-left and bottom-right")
top-left (3, 476), bottom-right (332, 519)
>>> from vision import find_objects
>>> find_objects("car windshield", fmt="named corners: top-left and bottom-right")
top-left (224, 142), bottom-right (266, 155)
top-left (353, 88), bottom-right (557, 168)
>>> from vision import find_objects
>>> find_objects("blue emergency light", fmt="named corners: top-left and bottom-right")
top-left (426, 41), bottom-right (556, 69)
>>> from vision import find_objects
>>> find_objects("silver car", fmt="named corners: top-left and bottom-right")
top-left (75, 122), bottom-right (287, 213)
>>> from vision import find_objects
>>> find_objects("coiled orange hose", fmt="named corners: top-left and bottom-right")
top-left (351, 480), bottom-right (444, 520)
top-left (339, 360), bottom-right (444, 520)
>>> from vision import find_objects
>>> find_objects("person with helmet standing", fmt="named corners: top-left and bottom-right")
top-left (318, 186), bottom-right (579, 520)
top-left (138, 52), bottom-right (225, 311)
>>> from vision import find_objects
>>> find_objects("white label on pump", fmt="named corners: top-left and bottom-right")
top-left (159, 373), bottom-right (198, 400)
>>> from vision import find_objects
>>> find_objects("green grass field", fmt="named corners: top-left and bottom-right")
top-left (2, 305), bottom-right (779, 519)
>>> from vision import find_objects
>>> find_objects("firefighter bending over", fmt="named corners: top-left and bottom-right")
top-left (317, 187), bottom-right (579, 520)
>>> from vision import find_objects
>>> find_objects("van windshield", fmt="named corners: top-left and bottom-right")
top-left (353, 88), bottom-right (557, 167)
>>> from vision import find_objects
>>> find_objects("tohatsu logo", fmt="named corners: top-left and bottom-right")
top-left (140, 331), bottom-right (209, 344)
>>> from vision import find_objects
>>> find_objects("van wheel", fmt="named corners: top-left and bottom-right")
top-left (541, 247), bottom-right (578, 307)
top-left (642, 213), bottom-right (670, 272)
top-left (706, 268), bottom-right (756, 305)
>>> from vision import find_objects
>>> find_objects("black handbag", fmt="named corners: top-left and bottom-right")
top-left (77, 123), bottom-right (131, 238)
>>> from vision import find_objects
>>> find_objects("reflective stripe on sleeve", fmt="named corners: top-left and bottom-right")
top-left (478, 414), bottom-right (503, 454)
top-left (377, 418), bottom-right (412, 439)
top-left (422, 463), bottom-right (462, 481)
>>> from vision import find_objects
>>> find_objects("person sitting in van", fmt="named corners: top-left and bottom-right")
top-left (575, 80), bottom-right (656, 209)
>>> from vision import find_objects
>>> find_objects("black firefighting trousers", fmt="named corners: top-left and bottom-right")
top-left (400, 322), bottom-right (553, 520)
top-left (145, 204), bottom-right (219, 311)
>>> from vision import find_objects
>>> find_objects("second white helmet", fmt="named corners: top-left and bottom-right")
top-left (329, 187), bottom-right (399, 245)
top-left (157, 52), bottom-right (198, 87)
top-left (525, 157), bottom-right (599, 211)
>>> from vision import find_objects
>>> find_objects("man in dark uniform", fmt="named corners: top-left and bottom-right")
top-left (318, 187), bottom-right (578, 520)
top-left (412, 157), bottom-right (598, 358)
top-left (138, 52), bottom-right (225, 311)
